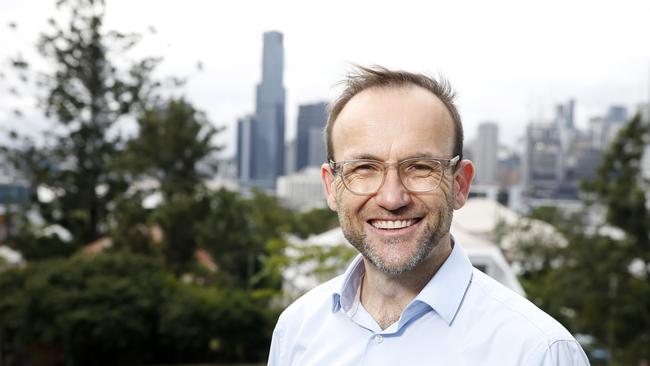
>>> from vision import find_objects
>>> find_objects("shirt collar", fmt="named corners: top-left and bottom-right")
top-left (332, 254), bottom-right (365, 313)
top-left (332, 238), bottom-right (474, 326)
top-left (413, 240), bottom-right (473, 325)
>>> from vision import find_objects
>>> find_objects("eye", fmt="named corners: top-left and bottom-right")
top-left (353, 163), bottom-right (381, 173)
top-left (345, 161), bottom-right (382, 176)
top-left (403, 161), bottom-right (441, 178)
top-left (412, 163), bottom-right (433, 171)
top-left (404, 161), bottom-right (434, 172)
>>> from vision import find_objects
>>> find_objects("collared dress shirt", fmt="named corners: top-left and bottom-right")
top-left (268, 242), bottom-right (590, 366)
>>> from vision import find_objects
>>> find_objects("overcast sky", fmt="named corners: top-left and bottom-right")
top-left (1, 0), bottom-right (649, 157)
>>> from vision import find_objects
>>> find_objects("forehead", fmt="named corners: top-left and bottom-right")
top-left (331, 85), bottom-right (455, 160)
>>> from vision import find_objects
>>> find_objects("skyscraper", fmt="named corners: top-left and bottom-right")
top-left (475, 122), bottom-right (499, 185)
top-left (236, 114), bottom-right (255, 182)
top-left (522, 123), bottom-right (562, 197)
top-left (555, 99), bottom-right (575, 182)
top-left (295, 102), bottom-right (328, 172)
top-left (236, 31), bottom-right (286, 191)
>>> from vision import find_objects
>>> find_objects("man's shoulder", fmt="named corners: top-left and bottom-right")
top-left (468, 268), bottom-right (575, 341)
top-left (460, 269), bottom-right (589, 364)
top-left (276, 274), bottom-right (343, 327)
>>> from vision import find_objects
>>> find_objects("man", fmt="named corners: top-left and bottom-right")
top-left (268, 66), bottom-right (589, 365)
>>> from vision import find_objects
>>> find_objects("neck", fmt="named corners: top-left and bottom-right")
top-left (360, 234), bottom-right (453, 329)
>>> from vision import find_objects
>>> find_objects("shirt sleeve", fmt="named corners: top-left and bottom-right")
top-left (267, 321), bottom-right (284, 366)
top-left (530, 339), bottom-right (591, 366)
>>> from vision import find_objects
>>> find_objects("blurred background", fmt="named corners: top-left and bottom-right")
top-left (0, 0), bottom-right (648, 365)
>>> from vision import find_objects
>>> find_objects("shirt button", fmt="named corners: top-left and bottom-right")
top-left (373, 335), bottom-right (383, 344)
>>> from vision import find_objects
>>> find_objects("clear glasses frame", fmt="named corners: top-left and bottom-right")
top-left (328, 155), bottom-right (460, 196)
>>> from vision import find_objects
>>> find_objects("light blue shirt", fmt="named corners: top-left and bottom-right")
top-left (268, 242), bottom-right (590, 365)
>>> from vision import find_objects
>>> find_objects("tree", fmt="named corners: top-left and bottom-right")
top-left (195, 189), bottom-right (294, 288)
top-left (513, 113), bottom-right (650, 365)
top-left (2, 0), bottom-right (160, 253)
top-left (0, 253), bottom-right (167, 366)
top-left (578, 113), bottom-right (650, 364)
top-left (291, 206), bottom-right (340, 239)
top-left (582, 113), bottom-right (650, 251)
top-left (121, 98), bottom-right (221, 199)
top-left (0, 253), bottom-right (278, 366)
top-left (0, 1), bottom-right (286, 364)
top-left (115, 98), bottom-right (221, 272)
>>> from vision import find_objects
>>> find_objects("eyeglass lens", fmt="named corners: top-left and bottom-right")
top-left (341, 160), bottom-right (444, 194)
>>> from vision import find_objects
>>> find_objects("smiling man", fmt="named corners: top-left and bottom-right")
top-left (267, 66), bottom-right (589, 365)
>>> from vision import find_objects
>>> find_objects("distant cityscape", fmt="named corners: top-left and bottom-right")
top-left (231, 31), bottom-right (650, 212)
top-left (2, 30), bottom-right (650, 217)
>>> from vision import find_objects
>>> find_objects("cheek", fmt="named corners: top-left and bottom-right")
top-left (418, 187), bottom-right (453, 212)
top-left (335, 189), bottom-right (370, 216)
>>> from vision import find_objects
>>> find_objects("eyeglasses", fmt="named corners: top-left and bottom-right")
top-left (329, 156), bottom-right (460, 196)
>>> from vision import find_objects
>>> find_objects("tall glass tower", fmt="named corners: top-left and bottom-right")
top-left (251, 31), bottom-right (286, 190)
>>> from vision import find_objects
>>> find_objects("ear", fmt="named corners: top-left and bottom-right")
top-left (452, 159), bottom-right (474, 210)
top-left (321, 163), bottom-right (338, 211)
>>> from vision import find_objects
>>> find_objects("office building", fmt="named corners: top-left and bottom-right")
top-left (236, 31), bottom-right (286, 191)
top-left (589, 105), bottom-right (629, 149)
top-left (277, 168), bottom-right (325, 210)
top-left (474, 122), bottom-right (499, 185)
top-left (296, 102), bottom-right (328, 172)
top-left (236, 115), bottom-right (255, 183)
top-left (555, 99), bottom-right (575, 182)
top-left (522, 123), bottom-right (563, 198)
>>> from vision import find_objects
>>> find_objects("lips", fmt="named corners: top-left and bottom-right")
top-left (369, 218), bottom-right (420, 230)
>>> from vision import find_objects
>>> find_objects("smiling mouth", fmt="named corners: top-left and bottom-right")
top-left (369, 218), bottom-right (421, 230)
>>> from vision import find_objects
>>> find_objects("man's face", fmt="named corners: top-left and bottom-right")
top-left (323, 85), bottom-right (463, 276)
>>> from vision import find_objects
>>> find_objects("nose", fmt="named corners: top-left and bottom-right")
top-left (374, 167), bottom-right (412, 210)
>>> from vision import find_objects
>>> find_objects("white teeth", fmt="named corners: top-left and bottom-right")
top-left (371, 219), bottom-right (416, 229)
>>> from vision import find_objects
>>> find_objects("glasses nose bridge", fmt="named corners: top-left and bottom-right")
top-left (379, 161), bottom-right (407, 191)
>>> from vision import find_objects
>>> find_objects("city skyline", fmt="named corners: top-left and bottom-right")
top-left (1, 0), bottom-right (649, 158)
top-left (238, 31), bottom-right (286, 190)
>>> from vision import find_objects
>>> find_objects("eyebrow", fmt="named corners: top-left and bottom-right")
top-left (346, 152), bottom-right (446, 161)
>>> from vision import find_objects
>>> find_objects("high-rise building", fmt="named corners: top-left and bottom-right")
top-left (284, 139), bottom-right (297, 176)
top-left (295, 102), bottom-right (328, 172)
top-left (522, 123), bottom-right (563, 198)
top-left (555, 99), bottom-right (575, 182)
top-left (589, 105), bottom-right (629, 149)
top-left (0, 152), bottom-right (30, 206)
top-left (236, 31), bottom-right (286, 191)
top-left (236, 115), bottom-right (255, 183)
top-left (474, 122), bottom-right (499, 185)
top-left (277, 168), bottom-right (325, 210)
top-left (604, 105), bottom-right (629, 145)
top-left (606, 106), bottom-right (628, 124)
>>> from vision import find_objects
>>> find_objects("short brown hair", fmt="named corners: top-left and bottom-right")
top-left (325, 65), bottom-right (463, 165)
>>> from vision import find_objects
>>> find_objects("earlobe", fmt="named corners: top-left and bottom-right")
top-left (453, 160), bottom-right (474, 210)
top-left (321, 164), bottom-right (338, 211)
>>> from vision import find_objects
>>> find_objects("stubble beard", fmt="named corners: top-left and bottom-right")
top-left (338, 197), bottom-right (454, 276)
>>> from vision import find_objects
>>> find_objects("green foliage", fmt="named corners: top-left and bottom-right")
top-left (0, 253), bottom-right (167, 365)
top-left (1, 206), bottom-right (72, 262)
top-left (122, 98), bottom-right (221, 199)
top-left (109, 191), bottom-right (158, 255)
top-left (158, 283), bottom-right (278, 363)
top-left (512, 113), bottom-right (650, 365)
top-left (291, 206), bottom-right (340, 239)
top-left (0, 1), bottom-right (362, 364)
top-left (0, 255), bottom-right (8, 272)
top-left (195, 189), bottom-right (294, 288)
top-left (0, 253), bottom-right (278, 366)
top-left (582, 113), bottom-right (650, 251)
top-left (3, 0), bottom-right (160, 254)
top-left (112, 98), bottom-right (222, 272)
top-left (293, 242), bottom-right (357, 284)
